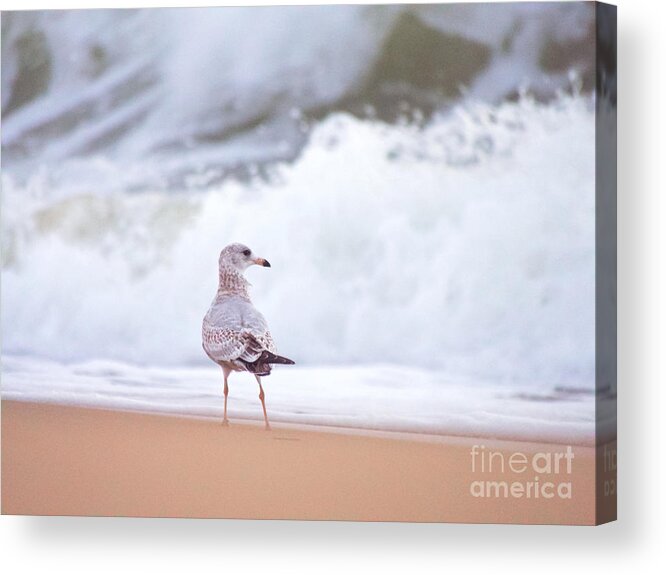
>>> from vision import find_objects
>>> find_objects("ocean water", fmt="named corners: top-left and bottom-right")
top-left (1, 5), bottom-right (605, 444)
top-left (2, 4), bottom-right (594, 165)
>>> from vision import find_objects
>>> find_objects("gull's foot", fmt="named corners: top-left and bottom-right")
top-left (221, 418), bottom-right (230, 427)
top-left (264, 424), bottom-right (272, 432)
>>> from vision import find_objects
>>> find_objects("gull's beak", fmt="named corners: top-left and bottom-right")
top-left (253, 258), bottom-right (271, 268)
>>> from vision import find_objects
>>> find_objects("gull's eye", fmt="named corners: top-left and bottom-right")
top-left (242, 249), bottom-right (251, 257)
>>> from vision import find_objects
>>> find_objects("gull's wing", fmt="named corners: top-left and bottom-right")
top-left (202, 322), bottom-right (246, 363)
top-left (202, 297), bottom-right (277, 364)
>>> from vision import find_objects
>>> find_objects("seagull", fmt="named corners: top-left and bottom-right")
top-left (202, 243), bottom-right (294, 430)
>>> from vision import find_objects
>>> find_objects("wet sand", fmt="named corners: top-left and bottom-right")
top-left (1, 400), bottom-right (599, 524)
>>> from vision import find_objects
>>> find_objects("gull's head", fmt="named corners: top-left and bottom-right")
top-left (219, 243), bottom-right (271, 272)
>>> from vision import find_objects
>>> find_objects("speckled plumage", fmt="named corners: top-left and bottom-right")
top-left (202, 243), bottom-right (289, 376)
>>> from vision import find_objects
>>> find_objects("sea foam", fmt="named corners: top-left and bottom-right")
top-left (2, 95), bottom-right (595, 394)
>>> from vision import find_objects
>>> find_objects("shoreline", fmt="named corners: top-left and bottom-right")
top-left (1, 389), bottom-right (601, 448)
top-left (1, 355), bottom-right (602, 447)
top-left (2, 400), bottom-right (598, 523)
top-left (0, 397), bottom-right (596, 448)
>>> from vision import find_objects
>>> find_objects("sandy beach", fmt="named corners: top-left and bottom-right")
top-left (2, 400), bottom-right (599, 524)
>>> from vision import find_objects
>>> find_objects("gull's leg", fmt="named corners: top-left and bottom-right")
top-left (222, 366), bottom-right (231, 426)
top-left (255, 375), bottom-right (271, 431)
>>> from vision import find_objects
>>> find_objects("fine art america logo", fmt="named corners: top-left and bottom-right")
top-left (469, 445), bottom-right (574, 499)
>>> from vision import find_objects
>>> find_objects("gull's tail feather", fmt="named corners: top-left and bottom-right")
top-left (241, 350), bottom-right (295, 376)
top-left (260, 351), bottom-right (295, 365)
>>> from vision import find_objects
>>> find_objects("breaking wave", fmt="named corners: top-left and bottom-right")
top-left (2, 3), bottom-right (595, 178)
top-left (2, 94), bottom-right (595, 390)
